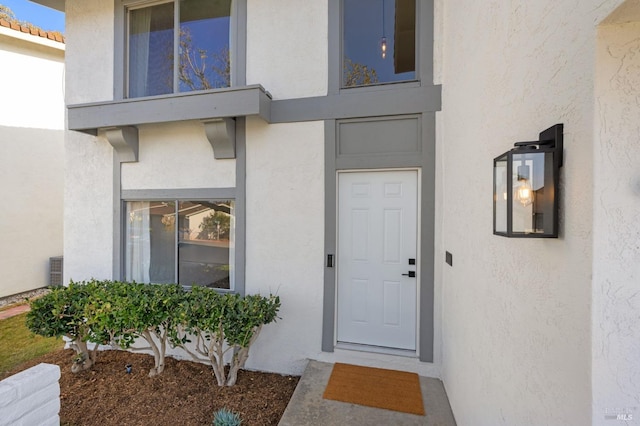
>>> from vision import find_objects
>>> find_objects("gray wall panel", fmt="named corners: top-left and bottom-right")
top-left (338, 116), bottom-right (420, 156)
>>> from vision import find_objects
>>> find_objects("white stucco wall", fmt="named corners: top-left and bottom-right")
top-left (65, 0), bottom-right (114, 104)
top-left (437, 0), bottom-right (626, 425)
top-left (121, 122), bottom-right (235, 190)
top-left (0, 27), bottom-right (65, 297)
top-left (0, 27), bottom-right (65, 130)
top-left (243, 118), bottom-right (325, 375)
top-left (592, 11), bottom-right (640, 424)
top-left (63, 131), bottom-right (115, 283)
top-left (0, 126), bottom-right (64, 297)
top-left (62, 0), bottom-right (116, 283)
top-left (246, 0), bottom-right (328, 99)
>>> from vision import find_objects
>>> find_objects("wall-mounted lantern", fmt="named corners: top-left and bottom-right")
top-left (493, 124), bottom-right (563, 238)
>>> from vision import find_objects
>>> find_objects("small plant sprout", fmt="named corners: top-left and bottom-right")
top-left (212, 408), bottom-right (242, 426)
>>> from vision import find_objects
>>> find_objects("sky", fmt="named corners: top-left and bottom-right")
top-left (1, 0), bottom-right (64, 33)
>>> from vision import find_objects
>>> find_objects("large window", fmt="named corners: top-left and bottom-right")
top-left (125, 200), bottom-right (235, 289)
top-left (127, 0), bottom-right (232, 98)
top-left (342, 0), bottom-right (416, 88)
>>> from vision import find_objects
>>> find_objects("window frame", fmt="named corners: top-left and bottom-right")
top-left (114, 0), bottom-right (247, 100)
top-left (329, 0), bottom-right (432, 95)
top-left (121, 188), bottom-right (243, 294)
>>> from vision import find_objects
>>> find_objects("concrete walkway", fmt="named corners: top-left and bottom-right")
top-left (279, 360), bottom-right (457, 426)
top-left (0, 304), bottom-right (30, 320)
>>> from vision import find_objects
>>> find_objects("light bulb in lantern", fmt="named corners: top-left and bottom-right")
top-left (514, 164), bottom-right (534, 207)
top-left (380, 37), bottom-right (387, 59)
top-left (515, 181), bottom-right (533, 207)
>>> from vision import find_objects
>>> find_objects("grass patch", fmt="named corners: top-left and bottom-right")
top-left (0, 312), bottom-right (63, 377)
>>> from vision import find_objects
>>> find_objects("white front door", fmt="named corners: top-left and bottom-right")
top-left (337, 170), bottom-right (418, 351)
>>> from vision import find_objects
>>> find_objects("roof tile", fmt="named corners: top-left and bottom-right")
top-left (0, 18), bottom-right (64, 44)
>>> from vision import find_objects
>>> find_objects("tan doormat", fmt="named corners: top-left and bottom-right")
top-left (322, 363), bottom-right (425, 416)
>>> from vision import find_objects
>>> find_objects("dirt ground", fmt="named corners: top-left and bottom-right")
top-left (5, 349), bottom-right (299, 426)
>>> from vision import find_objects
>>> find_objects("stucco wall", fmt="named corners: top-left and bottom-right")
top-left (0, 26), bottom-right (65, 297)
top-left (592, 14), bottom-right (640, 424)
top-left (0, 126), bottom-right (64, 297)
top-left (243, 1), bottom-right (329, 374)
top-left (62, 0), bottom-right (116, 283)
top-left (437, 0), bottom-right (625, 424)
top-left (62, 4), bottom-right (329, 378)
top-left (121, 122), bottom-right (235, 190)
top-left (246, 0), bottom-right (328, 99)
top-left (0, 28), bottom-right (65, 130)
top-left (243, 118), bottom-right (325, 375)
top-left (65, 0), bottom-right (114, 104)
top-left (63, 131), bottom-right (115, 283)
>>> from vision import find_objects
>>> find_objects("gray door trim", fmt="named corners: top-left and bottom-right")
top-left (322, 113), bottom-right (435, 362)
top-left (322, 120), bottom-right (338, 353)
top-left (419, 113), bottom-right (436, 362)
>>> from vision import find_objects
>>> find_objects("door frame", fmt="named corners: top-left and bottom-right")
top-left (322, 115), bottom-right (436, 363)
top-left (335, 168), bottom-right (422, 354)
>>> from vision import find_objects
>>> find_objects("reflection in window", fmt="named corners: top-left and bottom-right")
top-left (342, 0), bottom-right (416, 88)
top-left (125, 200), bottom-right (235, 289)
top-left (128, 0), bottom-right (232, 98)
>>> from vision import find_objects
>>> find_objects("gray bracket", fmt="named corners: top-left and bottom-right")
top-left (104, 126), bottom-right (139, 163)
top-left (203, 118), bottom-right (236, 159)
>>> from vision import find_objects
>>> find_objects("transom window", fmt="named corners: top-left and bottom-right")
top-left (127, 0), bottom-right (232, 98)
top-left (342, 0), bottom-right (416, 88)
top-left (125, 200), bottom-right (235, 289)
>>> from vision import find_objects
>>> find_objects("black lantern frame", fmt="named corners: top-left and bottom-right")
top-left (493, 124), bottom-right (563, 238)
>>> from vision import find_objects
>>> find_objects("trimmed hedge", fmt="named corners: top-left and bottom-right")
top-left (27, 280), bottom-right (280, 385)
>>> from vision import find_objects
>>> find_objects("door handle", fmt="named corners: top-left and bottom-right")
top-left (402, 271), bottom-right (416, 278)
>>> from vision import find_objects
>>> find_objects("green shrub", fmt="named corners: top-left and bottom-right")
top-left (26, 280), bottom-right (111, 373)
top-left (175, 286), bottom-right (280, 386)
top-left (27, 279), bottom-right (280, 383)
top-left (212, 408), bottom-right (242, 426)
top-left (93, 281), bottom-right (184, 376)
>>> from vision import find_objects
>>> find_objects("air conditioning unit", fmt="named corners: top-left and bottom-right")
top-left (49, 256), bottom-right (63, 287)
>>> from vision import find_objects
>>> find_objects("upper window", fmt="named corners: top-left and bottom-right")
top-left (125, 199), bottom-right (235, 290)
top-left (342, 0), bottom-right (416, 88)
top-left (127, 0), bottom-right (232, 98)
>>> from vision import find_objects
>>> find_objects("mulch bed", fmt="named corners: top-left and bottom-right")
top-left (4, 349), bottom-right (299, 426)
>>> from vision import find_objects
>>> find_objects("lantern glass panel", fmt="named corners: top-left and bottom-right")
top-left (493, 156), bottom-right (508, 234)
top-left (511, 151), bottom-right (551, 234)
